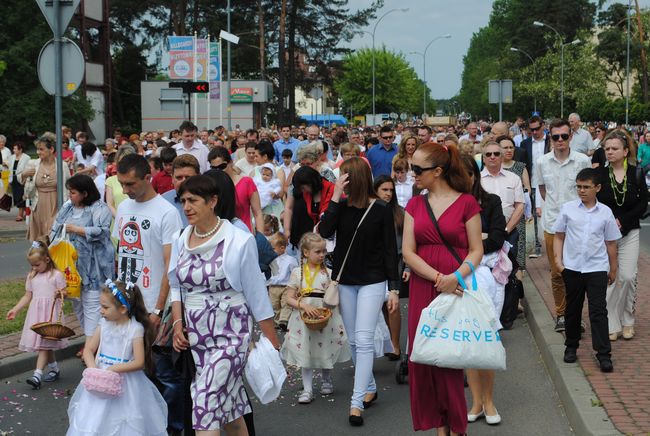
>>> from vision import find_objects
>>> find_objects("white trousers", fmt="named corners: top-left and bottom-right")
top-left (339, 281), bottom-right (386, 410)
top-left (606, 229), bottom-right (639, 333)
top-left (71, 289), bottom-right (102, 337)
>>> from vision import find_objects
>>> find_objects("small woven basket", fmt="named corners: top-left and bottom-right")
top-left (31, 294), bottom-right (75, 341)
top-left (81, 368), bottom-right (123, 396)
top-left (301, 307), bottom-right (332, 331)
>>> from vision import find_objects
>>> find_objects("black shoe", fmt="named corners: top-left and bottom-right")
top-left (362, 392), bottom-right (378, 408)
top-left (598, 358), bottom-right (614, 373)
top-left (349, 413), bottom-right (364, 426)
top-left (555, 316), bottom-right (566, 332)
top-left (384, 352), bottom-right (401, 361)
top-left (563, 347), bottom-right (577, 363)
top-left (278, 322), bottom-right (288, 332)
top-left (26, 376), bottom-right (41, 390)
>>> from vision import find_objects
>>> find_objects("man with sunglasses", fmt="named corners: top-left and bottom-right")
top-left (521, 115), bottom-right (550, 258)
top-left (531, 118), bottom-right (591, 332)
top-left (366, 125), bottom-right (398, 178)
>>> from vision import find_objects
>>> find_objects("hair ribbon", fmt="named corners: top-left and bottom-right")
top-left (31, 241), bottom-right (41, 249)
top-left (105, 279), bottom-right (131, 313)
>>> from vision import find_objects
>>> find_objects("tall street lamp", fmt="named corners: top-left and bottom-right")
top-left (371, 7), bottom-right (409, 124)
top-left (533, 21), bottom-right (580, 118)
top-left (510, 47), bottom-right (537, 113)
top-left (626, 0), bottom-right (631, 125)
top-left (410, 33), bottom-right (451, 118)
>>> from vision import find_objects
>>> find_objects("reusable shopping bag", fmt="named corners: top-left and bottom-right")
top-left (49, 226), bottom-right (81, 298)
top-left (245, 335), bottom-right (286, 404)
top-left (410, 270), bottom-right (507, 371)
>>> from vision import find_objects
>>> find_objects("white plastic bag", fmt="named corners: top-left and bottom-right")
top-left (410, 271), bottom-right (506, 370)
top-left (245, 336), bottom-right (286, 404)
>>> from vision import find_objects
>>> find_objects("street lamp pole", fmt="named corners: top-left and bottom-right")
top-left (411, 33), bottom-right (451, 118)
top-left (371, 8), bottom-right (408, 124)
top-left (533, 21), bottom-right (580, 118)
top-left (626, 0), bottom-right (631, 125)
top-left (510, 47), bottom-right (537, 113)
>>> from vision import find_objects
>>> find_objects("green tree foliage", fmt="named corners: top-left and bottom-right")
top-left (335, 48), bottom-right (434, 115)
top-left (0, 1), bottom-right (93, 140)
top-left (457, 0), bottom-right (604, 120)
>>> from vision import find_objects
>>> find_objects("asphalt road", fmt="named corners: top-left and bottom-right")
top-left (0, 304), bottom-right (573, 436)
top-left (0, 239), bottom-right (30, 280)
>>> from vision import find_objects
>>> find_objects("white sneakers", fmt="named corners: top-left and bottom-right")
top-left (468, 408), bottom-right (501, 425)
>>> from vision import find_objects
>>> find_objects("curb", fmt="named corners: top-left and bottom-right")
top-left (522, 274), bottom-right (622, 436)
top-left (0, 337), bottom-right (85, 380)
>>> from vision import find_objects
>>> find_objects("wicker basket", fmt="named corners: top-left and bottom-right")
top-left (301, 308), bottom-right (332, 331)
top-left (31, 295), bottom-right (75, 341)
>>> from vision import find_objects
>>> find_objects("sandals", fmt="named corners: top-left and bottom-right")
top-left (298, 390), bottom-right (314, 404)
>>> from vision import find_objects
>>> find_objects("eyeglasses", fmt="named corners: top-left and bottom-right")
top-left (411, 164), bottom-right (438, 176)
top-left (575, 184), bottom-right (596, 191)
top-left (484, 151), bottom-right (501, 158)
top-left (551, 133), bottom-right (570, 141)
top-left (381, 135), bottom-right (394, 140)
top-left (530, 126), bottom-right (542, 132)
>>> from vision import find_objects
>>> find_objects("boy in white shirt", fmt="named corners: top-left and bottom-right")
top-left (553, 168), bottom-right (621, 372)
top-left (267, 232), bottom-right (299, 331)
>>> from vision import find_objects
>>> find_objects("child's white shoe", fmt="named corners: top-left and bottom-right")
top-left (320, 381), bottom-right (334, 395)
top-left (298, 390), bottom-right (314, 404)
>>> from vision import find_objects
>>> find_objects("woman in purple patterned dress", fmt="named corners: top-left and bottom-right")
top-left (168, 175), bottom-right (280, 435)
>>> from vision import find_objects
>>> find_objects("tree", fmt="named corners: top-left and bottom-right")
top-left (0, 1), bottom-right (93, 140)
top-left (335, 48), bottom-right (431, 116)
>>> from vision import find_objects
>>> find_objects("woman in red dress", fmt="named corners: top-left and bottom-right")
top-left (403, 142), bottom-right (483, 435)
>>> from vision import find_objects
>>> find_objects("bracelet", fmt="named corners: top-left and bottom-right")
top-left (172, 319), bottom-right (183, 328)
top-left (435, 272), bottom-right (442, 283)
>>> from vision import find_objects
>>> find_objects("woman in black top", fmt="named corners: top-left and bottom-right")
top-left (319, 157), bottom-right (399, 426)
top-left (462, 155), bottom-right (507, 425)
top-left (597, 130), bottom-right (648, 341)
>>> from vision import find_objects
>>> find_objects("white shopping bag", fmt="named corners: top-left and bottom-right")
top-left (245, 336), bottom-right (287, 404)
top-left (410, 270), bottom-right (506, 370)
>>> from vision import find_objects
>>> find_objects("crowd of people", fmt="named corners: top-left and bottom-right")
top-left (0, 113), bottom-right (647, 435)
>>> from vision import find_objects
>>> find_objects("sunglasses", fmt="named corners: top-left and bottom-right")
top-left (551, 133), bottom-right (570, 141)
top-left (411, 164), bottom-right (438, 176)
top-left (484, 151), bottom-right (501, 158)
top-left (382, 135), bottom-right (394, 140)
top-left (530, 126), bottom-right (542, 132)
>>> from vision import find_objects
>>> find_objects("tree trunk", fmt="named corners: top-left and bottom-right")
top-left (277, 0), bottom-right (287, 123)
top-left (258, 0), bottom-right (267, 126)
top-left (192, 0), bottom-right (200, 34)
top-left (635, 0), bottom-right (649, 103)
top-left (171, 0), bottom-right (188, 36)
top-left (287, 0), bottom-right (299, 125)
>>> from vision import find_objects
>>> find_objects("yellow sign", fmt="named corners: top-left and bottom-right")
top-left (66, 83), bottom-right (76, 91)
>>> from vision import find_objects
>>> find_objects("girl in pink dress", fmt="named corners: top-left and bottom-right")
top-left (6, 239), bottom-right (68, 390)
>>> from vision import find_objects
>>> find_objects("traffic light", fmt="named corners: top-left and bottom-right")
top-left (169, 81), bottom-right (209, 94)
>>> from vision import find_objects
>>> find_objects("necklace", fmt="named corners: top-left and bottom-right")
top-left (608, 159), bottom-right (628, 207)
top-left (193, 217), bottom-right (221, 238)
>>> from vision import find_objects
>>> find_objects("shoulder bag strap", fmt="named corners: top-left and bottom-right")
top-left (335, 199), bottom-right (376, 282)
top-left (423, 197), bottom-right (464, 267)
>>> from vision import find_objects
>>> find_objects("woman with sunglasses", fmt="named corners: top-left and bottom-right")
top-left (591, 124), bottom-right (608, 169)
top-left (596, 130), bottom-right (648, 341)
top-left (403, 143), bottom-right (483, 436)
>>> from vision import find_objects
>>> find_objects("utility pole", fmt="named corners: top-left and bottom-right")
top-left (227, 0), bottom-right (232, 130)
top-left (53, 0), bottom-right (64, 207)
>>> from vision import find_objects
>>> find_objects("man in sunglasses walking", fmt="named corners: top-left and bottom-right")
top-left (531, 118), bottom-right (591, 332)
top-left (366, 125), bottom-right (398, 178)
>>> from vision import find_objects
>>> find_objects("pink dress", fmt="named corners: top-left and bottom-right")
top-left (405, 194), bottom-right (481, 434)
top-left (235, 176), bottom-right (258, 232)
top-left (19, 270), bottom-right (69, 352)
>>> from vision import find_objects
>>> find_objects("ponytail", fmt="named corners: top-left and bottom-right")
top-left (418, 142), bottom-right (471, 193)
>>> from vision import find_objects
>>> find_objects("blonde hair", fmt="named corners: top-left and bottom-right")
top-left (458, 139), bottom-right (475, 156)
top-left (339, 142), bottom-right (361, 156)
top-left (297, 232), bottom-right (328, 295)
top-left (397, 134), bottom-right (420, 159)
top-left (269, 232), bottom-right (288, 248)
top-left (27, 237), bottom-right (57, 278)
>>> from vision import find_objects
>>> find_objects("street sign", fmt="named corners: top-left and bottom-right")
top-left (400, 112), bottom-right (408, 121)
top-left (35, 0), bottom-right (80, 34)
top-left (37, 38), bottom-right (84, 96)
top-left (219, 30), bottom-right (240, 45)
top-left (488, 80), bottom-right (512, 104)
top-left (309, 87), bottom-right (323, 100)
top-left (389, 112), bottom-right (398, 120)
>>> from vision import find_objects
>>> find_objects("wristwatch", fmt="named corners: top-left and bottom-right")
top-left (151, 308), bottom-right (163, 318)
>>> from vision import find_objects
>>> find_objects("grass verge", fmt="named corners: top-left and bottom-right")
top-left (0, 279), bottom-right (73, 336)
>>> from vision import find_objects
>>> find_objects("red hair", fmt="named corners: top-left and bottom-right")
top-left (418, 142), bottom-right (471, 193)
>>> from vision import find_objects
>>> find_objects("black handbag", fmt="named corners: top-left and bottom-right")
top-left (0, 194), bottom-right (11, 212)
top-left (171, 271), bottom-right (196, 379)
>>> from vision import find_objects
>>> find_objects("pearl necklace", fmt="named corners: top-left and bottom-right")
top-left (193, 217), bottom-right (221, 238)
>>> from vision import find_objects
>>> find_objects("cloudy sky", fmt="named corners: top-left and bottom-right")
top-left (345, 0), bottom-right (650, 99)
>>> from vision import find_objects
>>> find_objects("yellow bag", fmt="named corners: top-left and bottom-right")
top-left (49, 227), bottom-right (81, 298)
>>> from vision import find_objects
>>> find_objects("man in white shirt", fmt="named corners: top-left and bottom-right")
top-left (532, 118), bottom-right (591, 332)
top-left (0, 135), bottom-right (10, 169)
top-left (480, 140), bottom-right (525, 258)
top-left (113, 153), bottom-right (184, 432)
top-left (173, 121), bottom-right (210, 174)
top-left (568, 113), bottom-right (596, 156)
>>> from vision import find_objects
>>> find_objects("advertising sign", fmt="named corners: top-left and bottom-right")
top-left (168, 36), bottom-right (194, 79)
top-left (231, 87), bottom-right (253, 103)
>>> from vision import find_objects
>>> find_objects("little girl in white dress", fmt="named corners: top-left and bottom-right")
top-left (67, 280), bottom-right (167, 435)
top-left (281, 232), bottom-right (351, 404)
